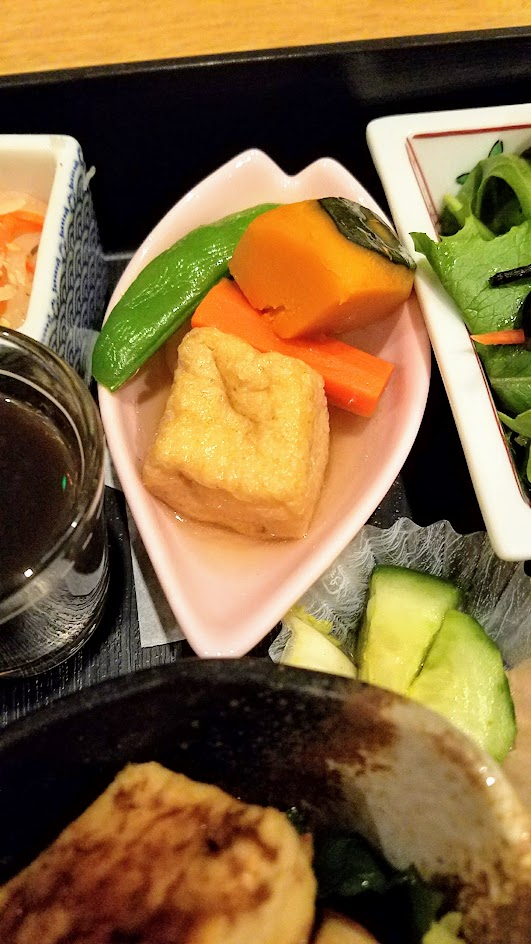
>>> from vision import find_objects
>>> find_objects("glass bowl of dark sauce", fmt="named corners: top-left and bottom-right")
top-left (0, 329), bottom-right (109, 676)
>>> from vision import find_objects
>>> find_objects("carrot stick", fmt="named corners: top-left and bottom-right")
top-left (471, 329), bottom-right (526, 345)
top-left (191, 279), bottom-right (394, 417)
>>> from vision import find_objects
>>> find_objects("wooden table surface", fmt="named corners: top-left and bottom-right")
top-left (1, 0), bottom-right (530, 77)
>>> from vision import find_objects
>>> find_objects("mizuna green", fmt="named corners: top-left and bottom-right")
top-left (92, 203), bottom-right (277, 391)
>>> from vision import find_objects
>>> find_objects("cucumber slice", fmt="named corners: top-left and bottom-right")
top-left (357, 566), bottom-right (462, 694)
top-left (280, 617), bottom-right (356, 679)
top-left (408, 610), bottom-right (516, 761)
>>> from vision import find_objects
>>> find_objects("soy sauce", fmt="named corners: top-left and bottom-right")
top-left (0, 396), bottom-right (76, 597)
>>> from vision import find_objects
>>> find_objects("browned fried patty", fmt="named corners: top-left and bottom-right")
top-left (0, 762), bottom-right (316, 943)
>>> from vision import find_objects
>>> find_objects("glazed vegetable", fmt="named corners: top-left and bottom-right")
top-left (92, 203), bottom-right (277, 391)
top-left (191, 279), bottom-right (394, 417)
top-left (229, 198), bottom-right (415, 339)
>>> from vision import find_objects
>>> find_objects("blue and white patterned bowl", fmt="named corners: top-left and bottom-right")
top-left (0, 134), bottom-right (107, 382)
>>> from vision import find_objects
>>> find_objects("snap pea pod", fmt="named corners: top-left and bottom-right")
top-left (92, 203), bottom-right (277, 391)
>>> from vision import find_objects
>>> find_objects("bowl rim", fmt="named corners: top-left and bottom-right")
top-left (0, 656), bottom-right (521, 803)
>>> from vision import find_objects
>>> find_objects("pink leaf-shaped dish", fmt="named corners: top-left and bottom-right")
top-left (98, 150), bottom-right (431, 656)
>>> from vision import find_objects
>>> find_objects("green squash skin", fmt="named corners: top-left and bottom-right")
top-left (319, 197), bottom-right (416, 269)
top-left (92, 203), bottom-right (277, 391)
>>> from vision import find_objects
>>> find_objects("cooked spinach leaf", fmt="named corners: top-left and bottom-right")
top-left (312, 830), bottom-right (445, 943)
top-left (285, 805), bottom-right (308, 834)
top-left (313, 832), bottom-right (389, 897)
top-left (498, 410), bottom-right (531, 485)
top-left (440, 163), bottom-right (486, 235)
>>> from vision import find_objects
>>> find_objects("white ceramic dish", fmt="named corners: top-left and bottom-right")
top-left (367, 103), bottom-right (531, 561)
top-left (0, 134), bottom-right (106, 381)
top-left (98, 149), bottom-right (431, 656)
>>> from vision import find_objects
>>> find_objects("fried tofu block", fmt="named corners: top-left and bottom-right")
top-left (143, 327), bottom-right (329, 539)
top-left (0, 763), bottom-right (317, 944)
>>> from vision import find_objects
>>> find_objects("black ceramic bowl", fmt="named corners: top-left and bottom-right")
top-left (0, 660), bottom-right (528, 943)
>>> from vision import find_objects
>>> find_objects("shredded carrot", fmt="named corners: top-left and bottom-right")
top-left (0, 264), bottom-right (7, 317)
top-left (471, 329), bottom-right (526, 345)
top-left (191, 278), bottom-right (394, 417)
top-left (13, 210), bottom-right (45, 226)
top-left (0, 210), bottom-right (44, 248)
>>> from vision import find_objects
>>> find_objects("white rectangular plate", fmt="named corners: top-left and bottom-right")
top-left (367, 104), bottom-right (531, 561)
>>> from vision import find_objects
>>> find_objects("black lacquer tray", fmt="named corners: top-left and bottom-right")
top-left (0, 26), bottom-right (529, 724)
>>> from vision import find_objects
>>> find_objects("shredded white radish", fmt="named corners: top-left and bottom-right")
top-left (0, 190), bottom-right (47, 328)
top-left (84, 165), bottom-right (96, 191)
top-left (0, 192), bottom-right (27, 215)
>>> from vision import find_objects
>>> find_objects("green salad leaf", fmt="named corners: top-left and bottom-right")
top-left (476, 153), bottom-right (531, 234)
top-left (498, 409), bottom-right (531, 486)
top-left (411, 218), bottom-right (531, 335)
top-left (498, 408), bottom-right (531, 437)
top-left (440, 149), bottom-right (531, 236)
top-left (525, 444), bottom-right (531, 483)
top-left (439, 162), bottom-right (488, 235)
top-left (476, 343), bottom-right (531, 414)
top-left (412, 145), bottom-right (531, 492)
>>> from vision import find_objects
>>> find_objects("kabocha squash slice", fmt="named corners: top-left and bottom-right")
top-left (229, 198), bottom-right (415, 339)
